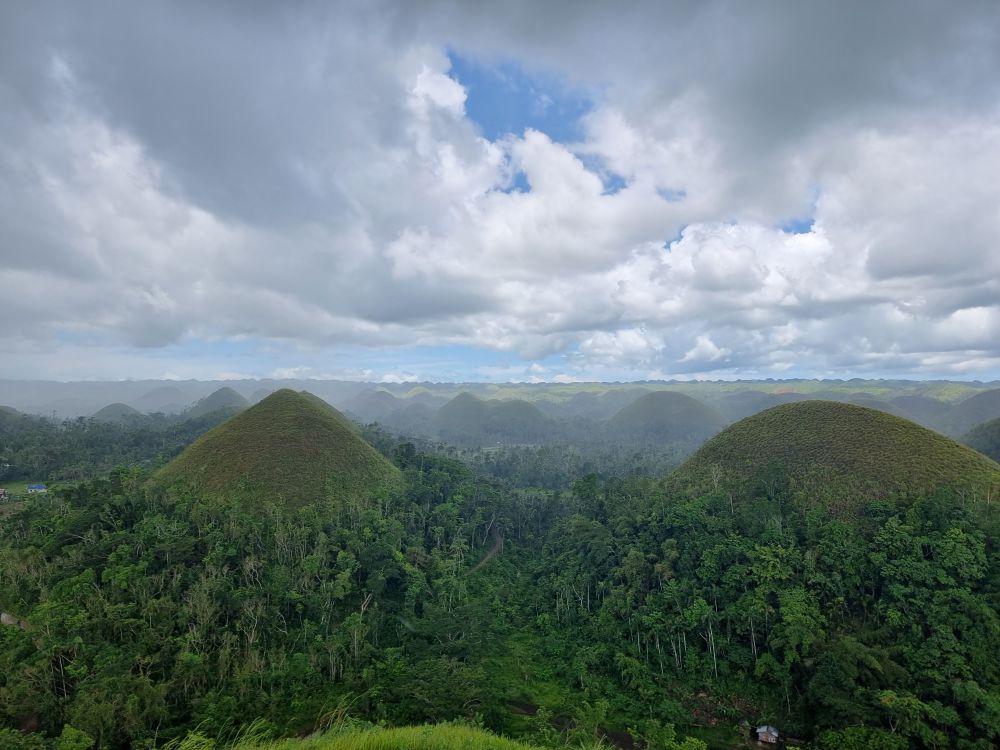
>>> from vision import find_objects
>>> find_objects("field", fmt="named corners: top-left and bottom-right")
top-left (0, 480), bottom-right (51, 498)
top-left (182, 724), bottom-right (556, 750)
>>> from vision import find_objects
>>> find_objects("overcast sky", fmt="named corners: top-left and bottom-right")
top-left (1, 1), bottom-right (999, 382)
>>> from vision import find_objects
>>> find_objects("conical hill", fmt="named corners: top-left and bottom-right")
top-left (156, 389), bottom-right (402, 505)
top-left (669, 400), bottom-right (1000, 500)
top-left (92, 402), bottom-right (144, 423)
top-left (606, 391), bottom-right (728, 443)
top-left (183, 386), bottom-right (249, 420)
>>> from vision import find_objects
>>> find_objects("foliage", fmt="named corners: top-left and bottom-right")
top-left (2, 398), bottom-right (1000, 749)
top-left (155, 390), bottom-right (402, 506)
top-left (605, 391), bottom-right (727, 444)
top-left (669, 400), bottom-right (1000, 503)
top-left (0, 404), bottom-right (232, 483)
top-left (232, 722), bottom-right (557, 750)
top-left (964, 417), bottom-right (1000, 463)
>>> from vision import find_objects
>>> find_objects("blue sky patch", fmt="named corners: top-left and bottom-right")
top-left (780, 215), bottom-right (815, 234)
top-left (657, 187), bottom-right (687, 203)
top-left (577, 154), bottom-right (627, 194)
top-left (447, 51), bottom-right (593, 143)
top-left (497, 170), bottom-right (531, 193)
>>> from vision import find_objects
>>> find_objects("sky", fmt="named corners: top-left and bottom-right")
top-left (1, 1), bottom-right (999, 383)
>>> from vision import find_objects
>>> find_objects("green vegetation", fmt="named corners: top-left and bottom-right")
top-left (965, 417), bottom-right (1000, 462)
top-left (889, 394), bottom-right (951, 426)
top-left (156, 389), bottom-right (402, 505)
top-left (229, 723), bottom-right (552, 750)
top-left (0, 406), bottom-right (233, 483)
top-left (184, 387), bottom-right (250, 420)
top-left (2, 387), bottom-right (1000, 749)
top-left (433, 394), bottom-right (553, 446)
top-left (606, 391), bottom-right (727, 444)
top-left (91, 402), bottom-right (145, 423)
top-left (669, 400), bottom-right (1000, 501)
top-left (941, 388), bottom-right (1000, 437)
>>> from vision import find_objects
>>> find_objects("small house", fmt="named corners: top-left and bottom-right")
top-left (0, 488), bottom-right (8, 501)
top-left (756, 725), bottom-right (780, 744)
top-left (26, 483), bottom-right (47, 494)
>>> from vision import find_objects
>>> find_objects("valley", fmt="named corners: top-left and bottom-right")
top-left (1, 380), bottom-right (999, 749)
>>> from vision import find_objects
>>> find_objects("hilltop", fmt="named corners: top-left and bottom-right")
top-left (91, 402), bottom-right (145, 423)
top-left (606, 391), bottom-right (727, 444)
top-left (434, 393), bottom-right (553, 445)
top-left (669, 400), bottom-right (1000, 500)
top-left (131, 385), bottom-right (187, 414)
top-left (183, 386), bottom-right (250, 420)
top-left (156, 389), bottom-right (402, 505)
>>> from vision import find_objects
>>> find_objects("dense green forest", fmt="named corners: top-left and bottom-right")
top-left (0, 409), bottom-right (234, 484)
top-left (1, 391), bottom-right (999, 749)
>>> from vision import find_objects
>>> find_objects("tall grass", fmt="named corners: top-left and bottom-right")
top-left (226, 722), bottom-right (583, 750)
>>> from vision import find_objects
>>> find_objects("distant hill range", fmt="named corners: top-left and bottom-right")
top-left (668, 401), bottom-right (1000, 503)
top-left (182, 387), bottom-right (249, 420)
top-left (433, 392), bottom-right (554, 446)
top-left (130, 385), bottom-right (189, 415)
top-left (5, 379), bottom-right (1000, 451)
top-left (606, 391), bottom-right (728, 445)
top-left (155, 389), bottom-right (402, 506)
top-left (964, 417), bottom-right (1000, 463)
top-left (940, 388), bottom-right (1000, 437)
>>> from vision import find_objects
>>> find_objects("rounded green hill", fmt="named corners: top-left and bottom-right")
top-left (669, 400), bottom-right (1000, 499)
top-left (92, 402), bottom-right (144, 423)
top-left (183, 386), bottom-right (250, 420)
top-left (607, 391), bottom-right (728, 442)
top-left (434, 392), bottom-right (552, 444)
top-left (156, 389), bottom-right (402, 505)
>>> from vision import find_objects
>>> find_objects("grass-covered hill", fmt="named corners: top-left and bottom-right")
top-left (537, 388), bottom-right (651, 420)
top-left (839, 394), bottom-right (915, 420)
top-left (669, 400), bottom-right (1000, 500)
top-left (91, 402), bottom-right (145, 423)
top-left (344, 388), bottom-right (404, 423)
top-left (183, 386), bottom-right (250, 420)
top-left (889, 394), bottom-right (950, 426)
top-left (965, 417), bottom-right (1000, 463)
top-left (713, 389), bottom-right (808, 421)
top-left (434, 393), bottom-right (553, 445)
top-left (131, 385), bottom-right (188, 414)
top-left (156, 389), bottom-right (402, 505)
top-left (941, 387), bottom-right (1000, 437)
top-left (606, 391), bottom-right (727, 444)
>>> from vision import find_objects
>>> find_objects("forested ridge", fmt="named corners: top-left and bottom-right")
top-left (1, 398), bottom-right (999, 749)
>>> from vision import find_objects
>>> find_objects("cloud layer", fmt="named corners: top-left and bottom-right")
top-left (1, 1), bottom-right (999, 380)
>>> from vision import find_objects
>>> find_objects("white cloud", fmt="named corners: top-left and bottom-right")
top-left (681, 336), bottom-right (730, 364)
top-left (0, 2), bottom-right (999, 380)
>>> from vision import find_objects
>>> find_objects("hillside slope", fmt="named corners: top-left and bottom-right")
top-left (183, 386), bottom-right (250, 420)
top-left (964, 417), bottom-right (1000, 463)
top-left (91, 402), bottom-right (145, 423)
top-left (156, 389), bottom-right (402, 505)
top-left (606, 391), bottom-right (727, 444)
top-left (669, 400), bottom-right (1000, 499)
top-left (434, 393), bottom-right (553, 444)
top-left (941, 388), bottom-right (1000, 436)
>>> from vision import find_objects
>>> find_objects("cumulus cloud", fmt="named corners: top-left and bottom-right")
top-left (0, 1), bottom-right (999, 380)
